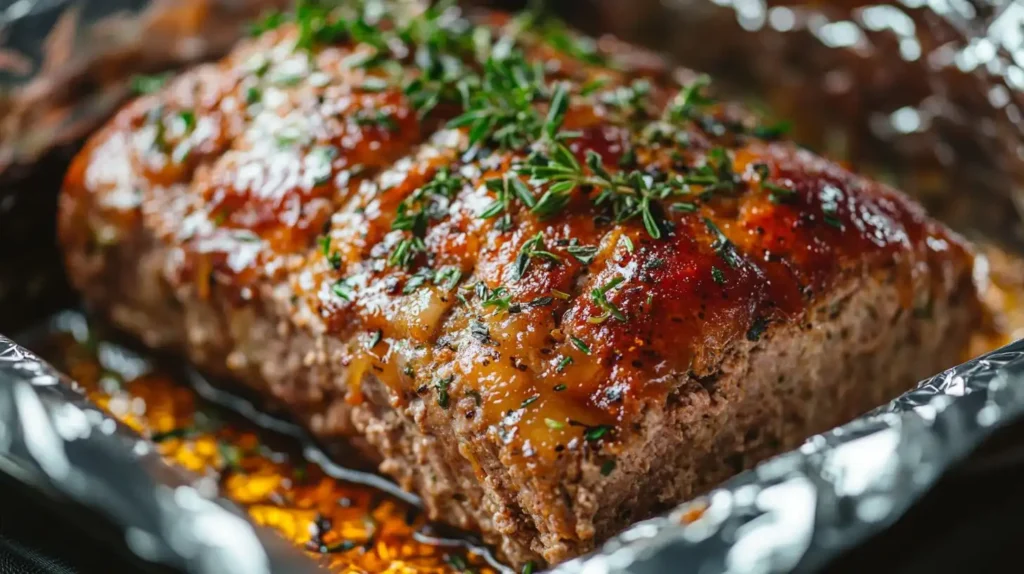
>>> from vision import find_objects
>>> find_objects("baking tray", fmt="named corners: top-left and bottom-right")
top-left (3, 1), bottom-right (1024, 573)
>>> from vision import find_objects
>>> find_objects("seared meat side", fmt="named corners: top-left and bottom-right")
top-left (59, 2), bottom-right (982, 568)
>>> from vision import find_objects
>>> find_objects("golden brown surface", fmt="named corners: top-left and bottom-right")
top-left (59, 3), bottom-right (975, 460)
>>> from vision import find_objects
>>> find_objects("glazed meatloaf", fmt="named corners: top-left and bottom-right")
top-left (58, 2), bottom-right (983, 568)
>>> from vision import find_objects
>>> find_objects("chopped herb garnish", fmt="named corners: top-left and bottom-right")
top-left (765, 182), bottom-right (796, 203)
top-left (529, 296), bottom-right (554, 308)
top-left (217, 442), bottom-right (243, 471)
top-left (750, 120), bottom-right (792, 140)
top-left (445, 554), bottom-right (470, 571)
top-left (521, 395), bottom-right (539, 409)
top-left (480, 285), bottom-right (513, 312)
top-left (581, 77), bottom-right (609, 96)
top-left (293, 1), bottom-right (350, 51)
top-left (388, 167), bottom-right (464, 269)
top-left (584, 424), bottom-right (613, 442)
top-left (556, 356), bottom-right (573, 372)
top-left (332, 278), bottom-right (355, 301)
top-left (445, 50), bottom-right (554, 151)
top-left (746, 317), bottom-right (767, 341)
top-left (470, 320), bottom-right (491, 344)
top-left (554, 383), bottom-right (567, 391)
top-left (319, 235), bottom-right (342, 270)
top-left (666, 74), bottom-right (713, 123)
top-left (514, 232), bottom-right (561, 280)
top-left (403, 270), bottom-right (430, 294)
top-left (599, 78), bottom-right (653, 120)
top-left (177, 110), bottom-right (196, 132)
top-left (711, 266), bottom-right (725, 285)
top-left (322, 540), bottom-right (357, 554)
top-left (245, 86), bottom-right (262, 104)
top-left (360, 77), bottom-right (389, 92)
top-left (538, 10), bottom-right (606, 65)
top-left (685, 147), bottom-right (738, 196)
top-left (703, 217), bottom-right (741, 268)
top-left (481, 174), bottom-right (536, 223)
top-left (522, 561), bottom-right (537, 574)
top-left (545, 418), bottom-right (565, 430)
top-left (131, 73), bottom-right (169, 95)
top-left (590, 275), bottom-right (626, 322)
top-left (551, 289), bottom-right (570, 300)
top-left (368, 329), bottom-right (383, 349)
top-left (600, 459), bottom-right (616, 476)
top-left (567, 244), bottom-right (598, 264)
top-left (621, 235), bottom-right (634, 254)
top-left (434, 266), bottom-right (463, 291)
top-left (435, 375), bottom-right (454, 408)
top-left (519, 148), bottom-right (674, 239)
top-left (354, 109), bottom-right (399, 131)
top-left (248, 10), bottom-right (285, 37)
top-left (751, 163), bottom-right (795, 203)
top-left (569, 335), bottom-right (591, 354)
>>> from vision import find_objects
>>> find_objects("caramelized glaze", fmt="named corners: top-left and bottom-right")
top-left (58, 5), bottom-right (977, 467)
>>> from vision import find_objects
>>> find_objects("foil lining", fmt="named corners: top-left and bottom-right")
top-left (3, 331), bottom-right (1024, 574)
top-left (0, 334), bottom-right (320, 574)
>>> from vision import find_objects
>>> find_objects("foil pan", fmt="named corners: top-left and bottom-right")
top-left (0, 334), bottom-right (321, 574)
top-left (2, 0), bottom-right (1024, 573)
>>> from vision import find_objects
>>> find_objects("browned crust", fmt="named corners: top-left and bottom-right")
top-left (61, 206), bottom-right (978, 565)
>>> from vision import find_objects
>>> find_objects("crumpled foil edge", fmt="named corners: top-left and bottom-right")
top-left (4, 332), bottom-right (1024, 574)
top-left (0, 333), bottom-right (320, 574)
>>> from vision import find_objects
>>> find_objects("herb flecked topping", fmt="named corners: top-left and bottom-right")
top-left (239, 2), bottom-right (803, 443)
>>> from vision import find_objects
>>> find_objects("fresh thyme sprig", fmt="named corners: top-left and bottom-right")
top-left (590, 275), bottom-right (626, 323)
top-left (518, 147), bottom-right (688, 239)
top-left (665, 74), bottom-right (713, 123)
top-left (480, 173), bottom-right (536, 230)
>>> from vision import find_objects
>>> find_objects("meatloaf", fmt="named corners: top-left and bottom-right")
top-left (57, 2), bottom-right (983, 568)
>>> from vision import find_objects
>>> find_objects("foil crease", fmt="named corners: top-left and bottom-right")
top-left (0, 334), bottom-right (320, 574)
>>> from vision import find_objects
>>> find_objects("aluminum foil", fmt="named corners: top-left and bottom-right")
top-left (3, 329), bottom-right (1024, 574)
top-left (2, 0), bottom-right (1024, 573)
top-left (0, 333), bottom-right (321, 574)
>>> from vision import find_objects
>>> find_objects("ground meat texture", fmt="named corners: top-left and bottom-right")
top-left (58, 4), bottom-right (983, 569)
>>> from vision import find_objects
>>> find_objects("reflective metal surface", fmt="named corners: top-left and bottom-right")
top-left (0, 334), bottom-right (320, 574)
